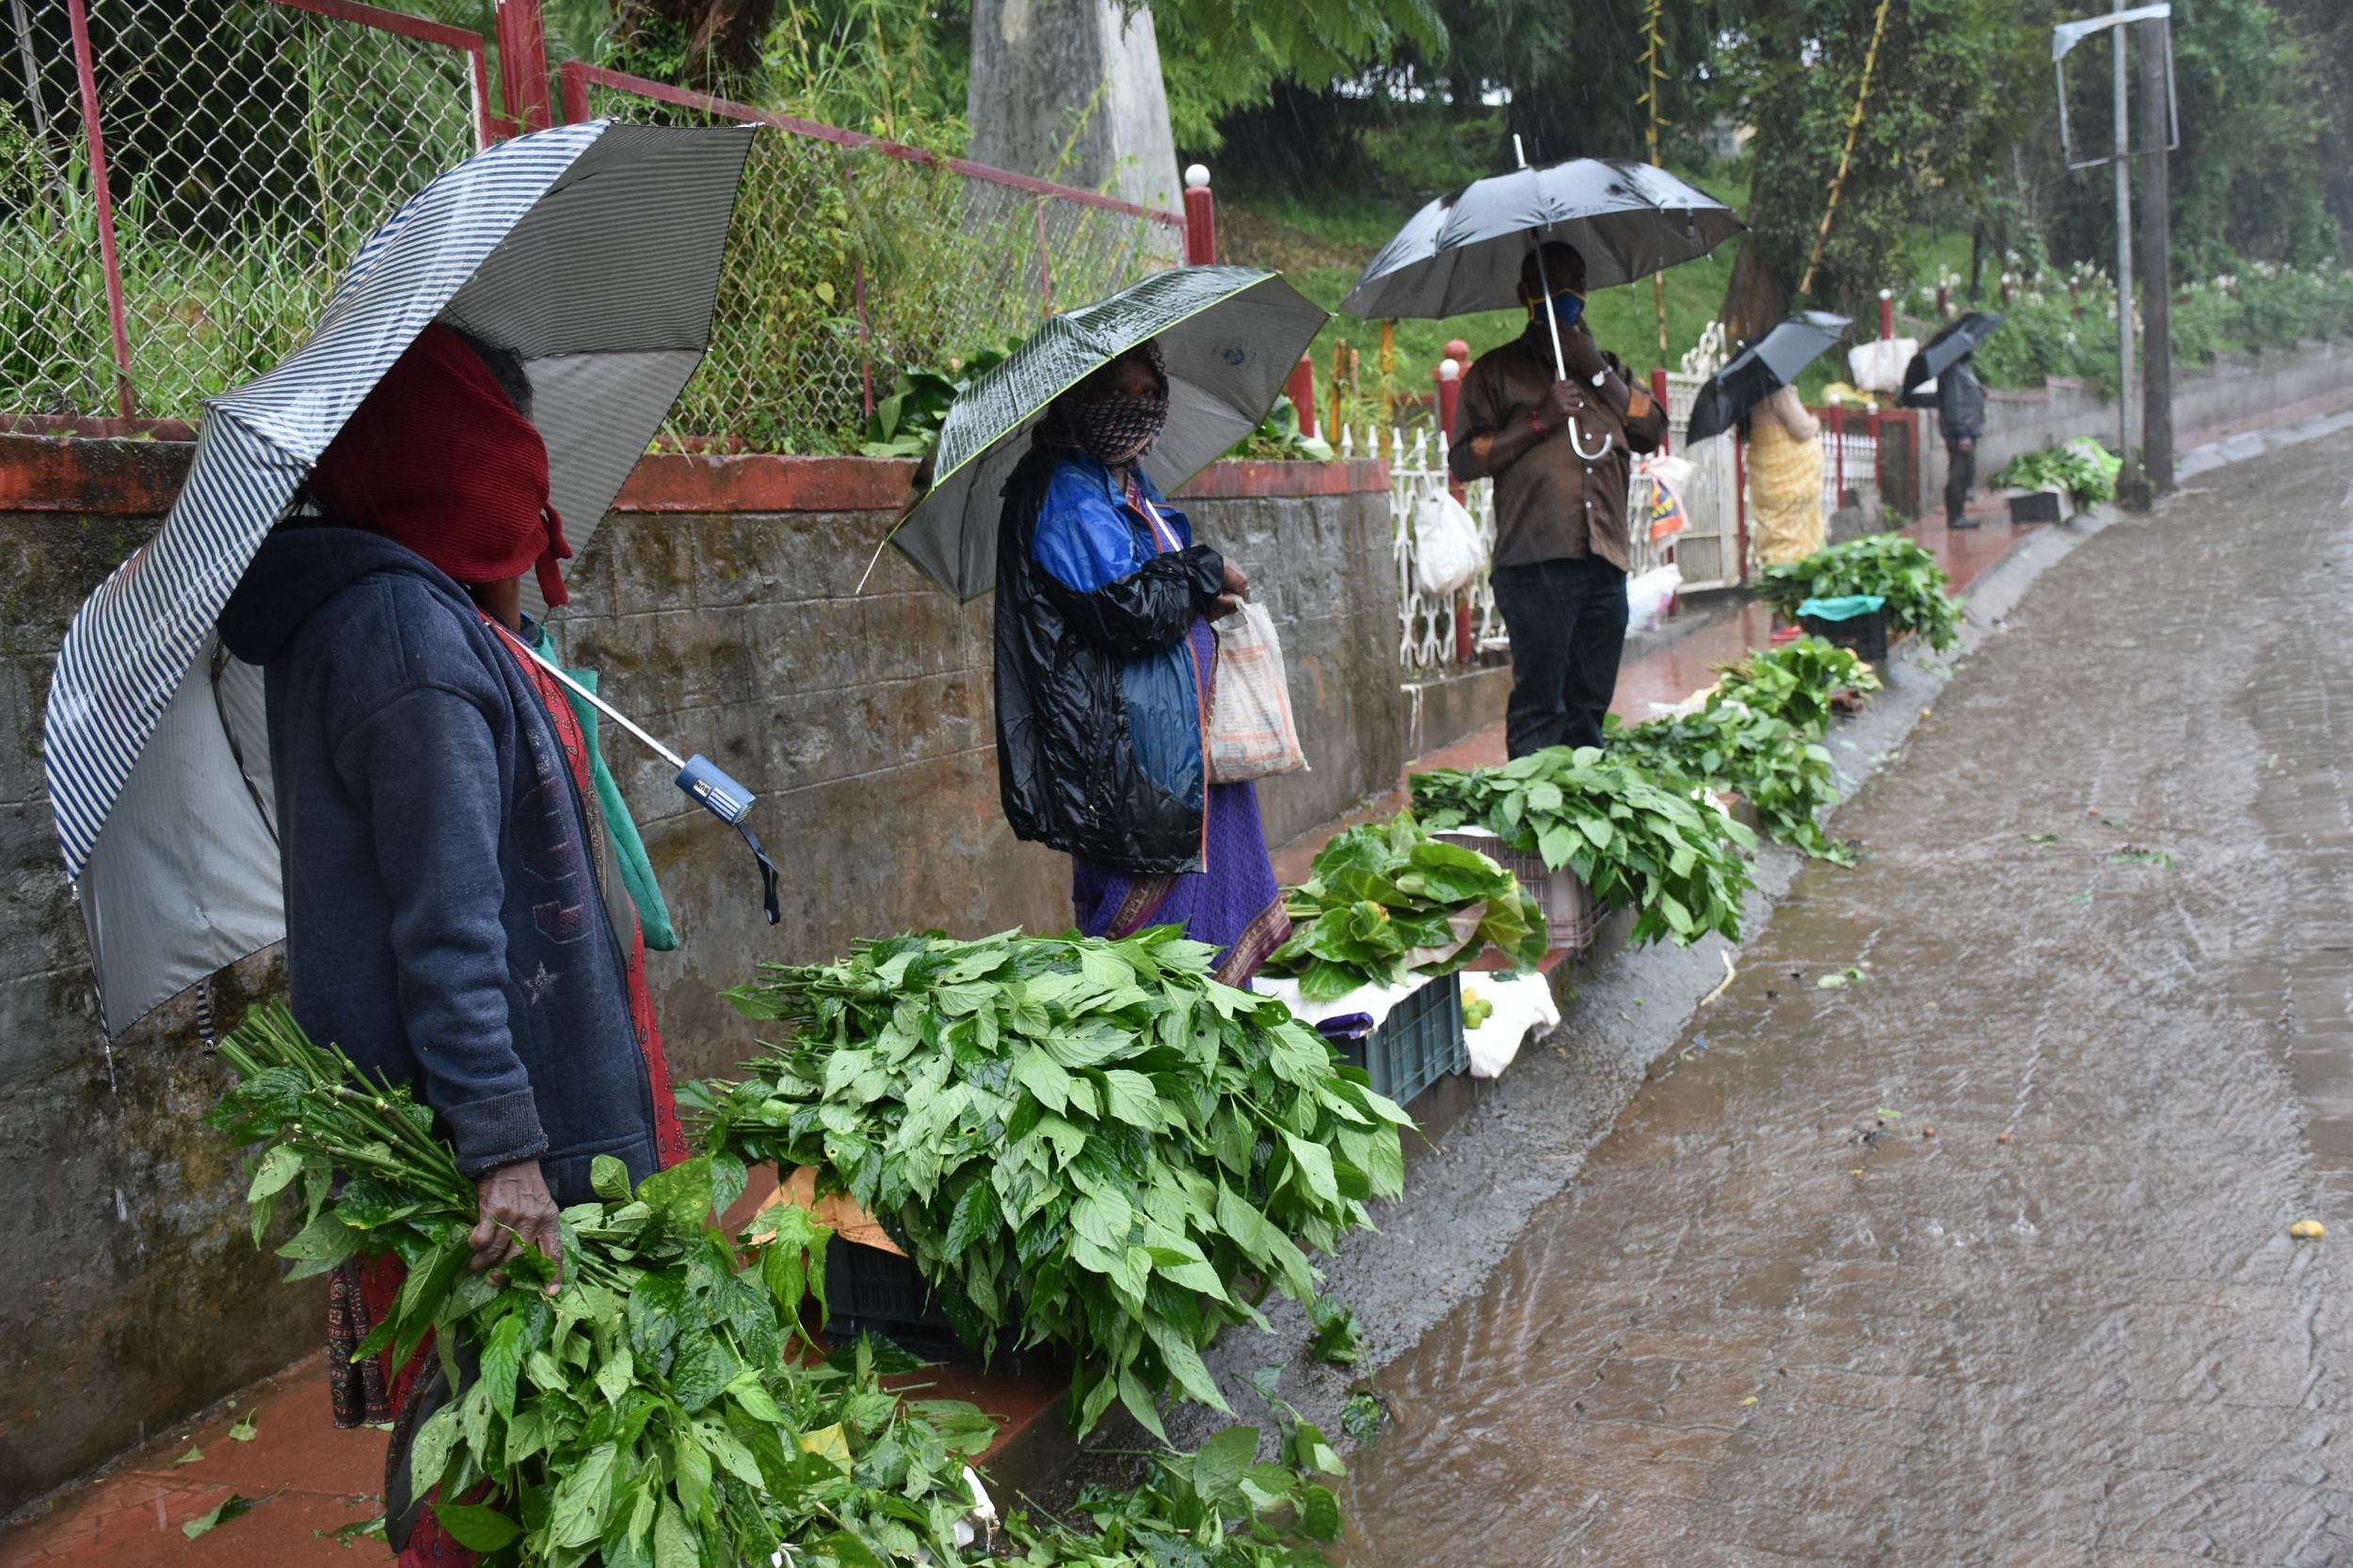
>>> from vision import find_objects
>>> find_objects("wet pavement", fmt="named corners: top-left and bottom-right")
top-left (1335, 440), bottom-right (2353, 1564)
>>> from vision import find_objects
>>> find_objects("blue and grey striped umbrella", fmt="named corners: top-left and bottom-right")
top-left (45, 120), bottom-right (756, 1035)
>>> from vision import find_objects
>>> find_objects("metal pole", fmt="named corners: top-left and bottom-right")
top-left (2112, 1), bottom-right (2135, 472)
top-left (1513, 136), bottom-right (1569, 381)
top-left (64, 0), bottom-right (134, 420)
top-left (2137, 15), bottom-right (2174, 496)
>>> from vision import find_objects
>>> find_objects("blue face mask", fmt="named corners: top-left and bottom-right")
top-left (1531, 288), bottom-right (1586, 330)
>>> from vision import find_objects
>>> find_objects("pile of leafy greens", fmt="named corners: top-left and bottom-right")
top-left (1606, 705), bottom-right (1848, 862)
top-left (1994, 438), bottom-right (2121, 506)
top-left (1259, 812), bottom-right (1545, 1000)
top-left (1709, 634), bottom-right (1882, 738)
top-left (1755, 534), bottom-right (1964, 651)
top-left (1410, 746), bottom-right (1755, 947)
top-left (212, 1003), bottom-right (1361, 1567)
top-left (696, 928), bottom-right (1407, 1438)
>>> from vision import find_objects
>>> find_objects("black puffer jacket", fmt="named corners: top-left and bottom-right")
top-left (993, 447), bottom-right (1228, 873)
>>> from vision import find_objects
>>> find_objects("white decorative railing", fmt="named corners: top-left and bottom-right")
top-left (1348, 423), bottom-right (1502, 673)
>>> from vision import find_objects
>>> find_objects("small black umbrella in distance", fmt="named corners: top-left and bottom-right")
top-left (1337, 155), bottom-right (1745, 319)
top-left (1683, 311), bottom-right (1852, 444)
top-left (1901, 311), bottom-right (2007, 398)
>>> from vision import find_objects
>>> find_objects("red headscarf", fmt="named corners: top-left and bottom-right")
top-left (308, 322), bottom-right (573, 607)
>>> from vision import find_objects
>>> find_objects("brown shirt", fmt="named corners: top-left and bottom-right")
top-left (1450, 331), bottom-right (1670, 571)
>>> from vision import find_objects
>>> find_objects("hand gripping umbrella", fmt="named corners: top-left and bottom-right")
top-left (1901, 311), bottom-right (2007, 399)
top-left (45, 121), bottom-right (770, 1037)
top-left (1341, 142), bottom-right (1743, 458)
top-left (1684, 312), bottom-right (1852, 444)
top-left (881, 265), bottom-right (1328, 600)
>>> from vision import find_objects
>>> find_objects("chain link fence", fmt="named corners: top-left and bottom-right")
top-left (4, 0), bottom-right (488, 424)
top-left (561, 64), bottom-right (1183, 455)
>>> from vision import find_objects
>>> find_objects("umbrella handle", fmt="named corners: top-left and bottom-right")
top-left (1568, 417), bottom-right (1612, 461)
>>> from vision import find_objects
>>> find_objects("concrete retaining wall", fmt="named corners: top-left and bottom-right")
top-left (1945, 337), bottom-right (2353, 505)
top-left (0, 440), bottom-right (1395, 1512)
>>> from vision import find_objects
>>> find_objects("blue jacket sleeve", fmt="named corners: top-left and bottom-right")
top-left (1032, 489), bottom-right (1225, 655)
top-left (334, 683), bottom-right (548, 1176)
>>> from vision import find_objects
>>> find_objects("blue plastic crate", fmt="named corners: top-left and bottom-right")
top-left (1339, 972), bottom-right (1466, 1105)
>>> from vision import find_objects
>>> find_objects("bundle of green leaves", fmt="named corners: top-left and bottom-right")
top-left (1994, 438), bottom-right (2122, 505)
top-left (208, 1004), bottom-right (993, 1568)
top-left (1410, 747), bottom-right (1755, 947)
top-left (1755, 535), bottom-right (1964, 652)
top-left (211, 1004), bottom-right (1362, 1568)
top-left (1710, 634), bottom-right (1882, 738)
top-left (697, 928), bottom-right (1408, 1437)
top-left (1259, 813), bottom-right (1545, 1000)
top-left (1606, 704), bottom-right (1849, 863)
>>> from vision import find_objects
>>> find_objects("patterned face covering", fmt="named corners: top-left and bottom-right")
top-left (1045, 341), bottom-right (1170, 467)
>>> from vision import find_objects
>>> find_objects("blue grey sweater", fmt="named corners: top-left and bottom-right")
top-left (219, 527), bottom-right (658, 1203)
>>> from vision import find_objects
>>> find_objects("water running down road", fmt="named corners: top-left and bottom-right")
top-left (1340, 442), bottom-right (2353, 1566)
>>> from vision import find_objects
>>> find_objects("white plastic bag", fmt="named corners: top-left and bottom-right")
top-left (1847, 337), bottom-right (1919, 393)
top-left (1463, 973), bottom-right (1562, 1079)
top-left (1412, 485), bottom-right (1487, 597)
top-left (1625, 562), bottom-right (1683, 635)
top-left (1207, 600), bottom-right (1307, 782)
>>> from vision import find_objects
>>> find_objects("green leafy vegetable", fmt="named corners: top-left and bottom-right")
top-left (1410, 747), bottom-right (1756, 947)
top-left (696, 928), bottom-right (1409, 1436)
top-left (1995, 438), bottom-right (2121, 505)
top-left (1261, 813), bottom-right (1545, 1000)
top-left (1304, 1294), bottom-right (1364, 1366)
top-left (1756, 535), bottom-right (1964, 651)
top-left (1340, 1392), bottom-right (1385, 1448)
top-left (182, 1493), bottom-right (264, 1541)
top-left (1710, 635), bottom-right (1882, 737)
top-left (1606, 705), bottom-right (1849, 862)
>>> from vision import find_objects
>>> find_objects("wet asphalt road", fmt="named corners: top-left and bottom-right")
top-left (1336, 443), bottom-right (2353, 1566)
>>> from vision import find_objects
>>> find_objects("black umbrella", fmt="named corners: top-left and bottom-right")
top-left (1901, 311), bottom-right (2006, 398)
top-left (1683, 311), bottom-right (1851, 443)
top-left (1338, 155), bottom-right (1744, 320)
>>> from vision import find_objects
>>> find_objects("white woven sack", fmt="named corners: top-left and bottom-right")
top-left (1207, 600), bottom-right (1307, 783)
top-left (1412, 486), bottom-right (1487, 598)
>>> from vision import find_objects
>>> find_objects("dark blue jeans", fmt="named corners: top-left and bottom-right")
top-left (1489, 555), bottom-right (1628, 758)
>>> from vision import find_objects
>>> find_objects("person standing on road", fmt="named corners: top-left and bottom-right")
top-left (218, 323), bottom-right (689, 1568)
top-left (992, 341), bottom-right (1290, 986)
top-left (1934, 349), bottom-right (1987, 530)
top-left (1449, 242), bottom-right (1671, 756)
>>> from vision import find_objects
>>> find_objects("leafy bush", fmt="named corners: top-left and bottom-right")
top-left (1260, 813), bottom-right (1545, 1000)
top-left (1411, 747), bottom-right (1755, 947)
top-left (696, 929), bottom-right (1407, 1437)
top-left (1227, 394), bottom-right (1335, 462)
top-left (1756, 535), bottom-right (1964, 652)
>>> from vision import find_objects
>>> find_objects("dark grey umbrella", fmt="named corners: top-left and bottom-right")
top-left (1901, 311), bottom-right (2006, 397)
top-left (1338, 156), bottom-right (1744, 320)
top-left (1684, 312), bottom-right (1851, 443)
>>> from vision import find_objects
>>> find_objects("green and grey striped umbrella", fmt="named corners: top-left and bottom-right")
top-left (888, 265), bottom-right (1327, 600)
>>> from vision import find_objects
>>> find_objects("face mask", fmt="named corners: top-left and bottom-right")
top-left (1529, 288), bottom-right (1586, 330)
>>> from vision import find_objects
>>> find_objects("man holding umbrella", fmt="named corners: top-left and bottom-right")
top-left (1449, 241), bottom-right (1670, 756)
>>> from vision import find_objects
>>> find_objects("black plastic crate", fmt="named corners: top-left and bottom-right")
top-left (1800, 604), bottom-right (1891, 664)
top-left (822, 1236), bottom-right (1025, 1368)
top-left (2008, 488), bottom-right (2064, 525)
top-left (1339, 972), bottom-right (1466, 1106)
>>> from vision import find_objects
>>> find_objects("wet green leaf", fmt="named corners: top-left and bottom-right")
top-left (181, 1492), bottom-right (263, 1540)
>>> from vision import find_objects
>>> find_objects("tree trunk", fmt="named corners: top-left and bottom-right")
top-left (1720, 238), bottom-right (1794, 347)
top-left (616, 0), bottom-right (774, 88)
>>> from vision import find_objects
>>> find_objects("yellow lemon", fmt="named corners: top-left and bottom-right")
top-left (2291, 1219), bottom-right (2326, 1240)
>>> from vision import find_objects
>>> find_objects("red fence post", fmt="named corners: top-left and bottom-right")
top-left (64, 0), bottom-right (135, 420)
top-left (495, 0), bottom-right (553, 132)
top-left (1287, 355), bottom-right (1317, 439)
top-left (1182, 165), bottom-right (1215, 265)
top-left (1879, 288), bottom-right (1895, 341)
top-left (1936, 282), bottom-right (1950, 320)
top-left (1650, 367), bottom-right (1673, 455)
top-left (1829, 402), bottom-right (1847, 501)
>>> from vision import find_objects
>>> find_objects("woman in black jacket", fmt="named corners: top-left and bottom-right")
top-left (992, 343), bottom-right (1289, 984)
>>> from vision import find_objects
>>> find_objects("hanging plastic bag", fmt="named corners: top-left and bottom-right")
top-left (1413, 485), bottom-right (1487, 598)
top-left (1625, 562), bottom-right (1683, 634)
top-left (1207, 600), bottom-right (1308, 782)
